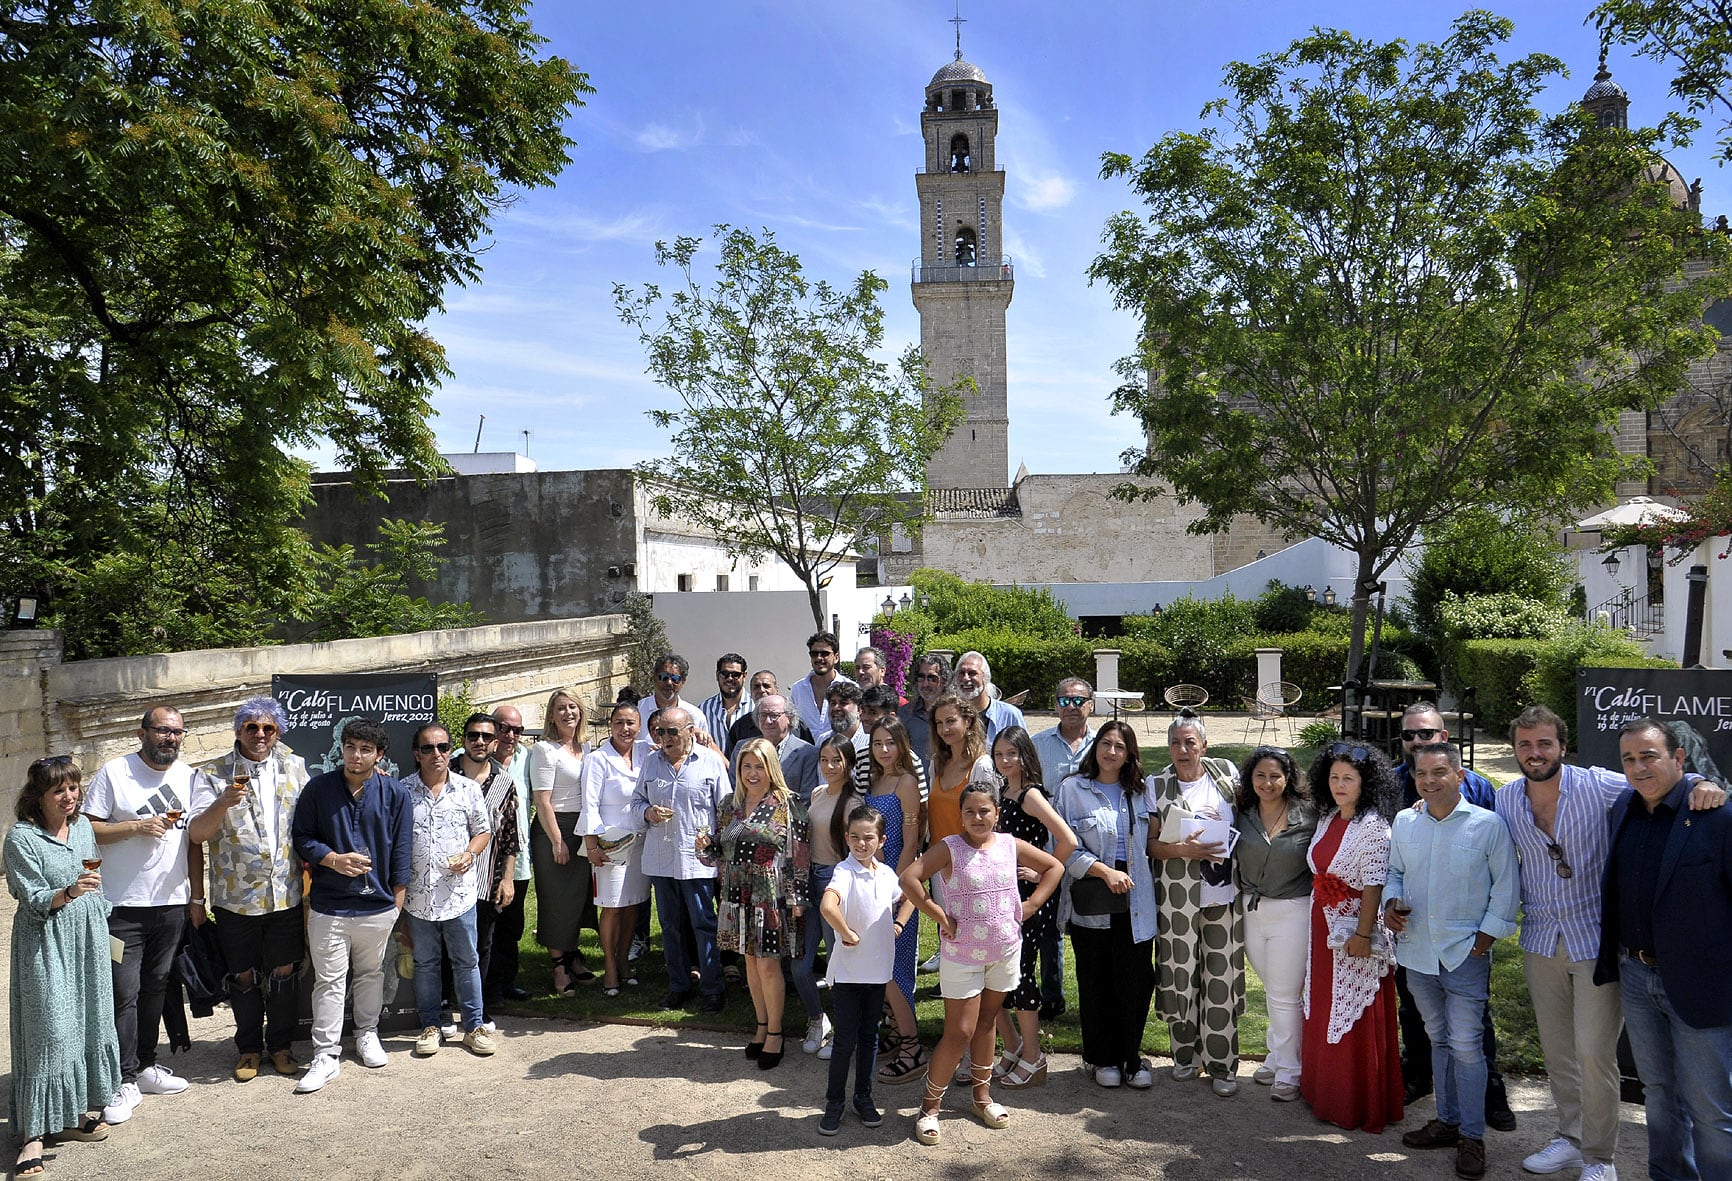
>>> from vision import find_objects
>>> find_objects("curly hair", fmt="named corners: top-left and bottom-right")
top-left (1306, 741), bottom-right (1398, 823)
top-left (1235, 745), bottom-right (1303, 814)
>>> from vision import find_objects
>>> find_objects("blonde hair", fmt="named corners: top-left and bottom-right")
top-left (930, 692), bottom-right (985, 785)
top-left (542, 688), bottom-right (586, 746)
top-left (731, 737), bottom-right (791, 812)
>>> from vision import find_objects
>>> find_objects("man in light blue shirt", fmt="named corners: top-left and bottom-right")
top-left (1386, 742), bottom-right (1519, 1181)
top-left (1030, 675), bottom-right (1096, 1019)
top-left (630, 707), bottom-right (732, 1013)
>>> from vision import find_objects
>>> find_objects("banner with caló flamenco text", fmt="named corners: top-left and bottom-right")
top-left (1576, 667), bottom-right (1730, 788)
top-left (271, 673), bottom-right (439, 781)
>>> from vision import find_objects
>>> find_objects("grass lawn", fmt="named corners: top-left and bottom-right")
top-left (498, 741), bottom-right (1544, 1072)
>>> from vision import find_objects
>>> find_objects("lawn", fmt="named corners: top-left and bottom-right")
top-left (497, 741), bottom-right (1545, 1072)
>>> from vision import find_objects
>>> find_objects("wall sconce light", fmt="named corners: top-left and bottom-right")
top-left (1602, 552), bottom-right (1621, 578)
top-left (1304, 585), bottom-right (1316, 603)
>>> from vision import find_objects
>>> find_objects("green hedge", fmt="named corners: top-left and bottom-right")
top-left (1459, 630), bottom-right (1676, 733)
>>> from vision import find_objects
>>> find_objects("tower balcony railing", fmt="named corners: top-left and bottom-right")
top-left (912, 256), bottom-right (1014, 284)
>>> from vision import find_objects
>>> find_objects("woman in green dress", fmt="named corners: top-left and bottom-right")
top-left (7, 756), bottom-right (121, 1176)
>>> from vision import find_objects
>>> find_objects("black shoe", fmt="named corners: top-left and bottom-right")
top-left (659, 990), bottom-right (693, 1010)
top-left (1485, 1101), bottom-right (1517, 1132)
top-left (817, 1106), bottom-right (843, 1136)
top-left (758, 1030), bottom-right (784, 1070)
top-left (504, 985), bottom-right (531, 1001)
top-left (698, 993), bottom-right (725, 1014)
top-left (853, 1096), bottom-right (884, 1128)
top-left (1038, 997), bottom-right (1067, 1021)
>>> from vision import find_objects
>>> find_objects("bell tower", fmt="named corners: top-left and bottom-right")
top-left (913, 38), bottom-right (1013, 490)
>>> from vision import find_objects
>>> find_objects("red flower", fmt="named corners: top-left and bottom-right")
top-left (1313, 872), bottom-right (1356, 910)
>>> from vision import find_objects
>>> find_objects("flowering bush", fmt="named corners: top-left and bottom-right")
top-left (871, 625), bottom-right (915, 698)
top-left (1602, 474), bottom-right (1732, 564)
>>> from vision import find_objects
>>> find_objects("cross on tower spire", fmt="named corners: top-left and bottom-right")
top-left (950, 2), bottom-right (966, 60)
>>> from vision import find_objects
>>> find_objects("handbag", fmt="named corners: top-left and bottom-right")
top-left (1069, 872), bottom-right (1130, 916)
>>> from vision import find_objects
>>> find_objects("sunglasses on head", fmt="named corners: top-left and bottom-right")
top-left (1251, 745), bottom-right (1289, 759)
top-left (1329, 742), bottom-right (1371, 762)
top-left (416, 742), bottom-right (452, 755)
top-left (1401, 727), bottom-right (1440, 742)
top-left (32, 754), bottom-right (74, 769)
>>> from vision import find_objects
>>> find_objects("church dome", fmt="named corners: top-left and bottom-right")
top-left (1583, 68), bottom-right (1627, 105)
top-left (930, 56), bottom-right (989, 89)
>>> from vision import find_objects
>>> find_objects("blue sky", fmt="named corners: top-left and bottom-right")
top-left (396, 1), bottom-right (1730, 480)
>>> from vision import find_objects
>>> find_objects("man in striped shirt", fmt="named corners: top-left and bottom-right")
top-left (1494, 705), bottom-right (1723, 1181)
top-left (698, 652), bottom-right (752, 757)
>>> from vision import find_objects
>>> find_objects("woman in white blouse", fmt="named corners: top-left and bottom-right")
top-left (529, 688), bottom-right (592, 994)
top-left (579, 702), bottom-right (650, 996)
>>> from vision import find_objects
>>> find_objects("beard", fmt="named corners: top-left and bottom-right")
top-left (1524, 755), bottom-right (1563, 782)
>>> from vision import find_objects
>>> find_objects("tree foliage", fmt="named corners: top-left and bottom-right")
top-left (1406, 508), bottom-right (1574, 639)
top-left (1088, 12), bottom-right (1730, 680)
top-left (0, 0), bottom-right (590, 656)
top-left (1597, 0), bottom-right (1732, 159)
top-left (615, 226), bottom-right (963, 630)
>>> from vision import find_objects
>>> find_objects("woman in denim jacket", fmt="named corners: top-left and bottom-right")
top-left (1054, 719), bottom-right (1159, 1090)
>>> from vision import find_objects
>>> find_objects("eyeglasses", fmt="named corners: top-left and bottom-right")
top-left (1057, 695), bottom-right (1091, 708)
top-left (1401, 727), bottom-right (1440, 742)
top-left (1546, 841), bottom-right (1574, 879)
top-left (1329, 742), bottom-right (1371, 762)
top-left (494, 722), bottom-right (524, 735)
top-left (241, 722), bottom-right (278, 735)
top-left (416, 742), bottom-right (452, 755)
top-left (464, 731), bottom-right (496, 743)
top-left (651, 726), bottom-right (687, 738)
top-left (145, 726), bottom-right (187, 739)
top-left (657, 673), bottom-right (685, 685)
top-left (916, 673), bottom-right (944, 683)
top-left (808, 649), bottom-right (835, 658)
top-left (759, 710), bottom-right (789, 720)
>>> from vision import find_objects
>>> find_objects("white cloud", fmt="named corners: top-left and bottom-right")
top-left (1001, 226), bottom-right (1046, 279)
top-left (635, 115), bottom-right (706, 151)
top-left (1017, 171), bottom-right (1075, 212)
top-left (499, 206), bottom-right (669, 247)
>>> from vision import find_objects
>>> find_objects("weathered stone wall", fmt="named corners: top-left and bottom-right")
top-left (4, 616), bottom-right (629, 791)
top-left (915, 278), bottom-right (1012, 490)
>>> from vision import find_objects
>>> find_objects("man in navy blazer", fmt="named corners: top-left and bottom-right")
top-left (1596, 717), bottom-right (1732, 1181)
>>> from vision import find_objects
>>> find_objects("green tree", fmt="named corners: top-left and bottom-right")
top-left (1597, 0), bottom-right (1732, 159)
top-left (1406, 508), bottom-right (1574, 640)
top-left (615, 226), bottom-right (964, 631)
top-left (1089, 12), bottom-right (1729, 681)
top-left (0, 0), bottom-right (590, 656)
top-left (295, 519), bottom-right (484, 642)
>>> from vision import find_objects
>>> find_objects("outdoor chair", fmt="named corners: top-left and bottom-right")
top-left (1252, 681), bottom-right (1303, 746)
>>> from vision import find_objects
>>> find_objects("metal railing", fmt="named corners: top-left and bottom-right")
top-left (912, 256), bottom-right (1014, 284)
top-left (1589, 589), bottom-right (1665, 637)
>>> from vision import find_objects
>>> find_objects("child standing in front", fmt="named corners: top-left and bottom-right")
top-left (900, 783), bottom-right (1064, 1146)
top-left (817, 804), bottom-right (914, 1136)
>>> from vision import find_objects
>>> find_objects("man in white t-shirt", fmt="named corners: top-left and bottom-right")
top-left (85, 703), bottom-right (200, 1125)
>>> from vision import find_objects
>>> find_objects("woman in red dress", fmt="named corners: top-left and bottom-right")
top-left (1301, 742), bottom-right (1403, 1133)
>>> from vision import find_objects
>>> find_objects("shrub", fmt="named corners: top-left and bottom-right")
top-left (1297, 719), bottom-right (1341, 748)
top-left (1123, 593), bottom-right (1257, 673)
top-left (906, 568), bottom-right (1073, 641)
top-left (1406, 508), bottom-right (1573, 640)
top-left (1457, 625), bottom-right (1674, 732)
top-left (1435, 591), bottom-right (1572, 691)
top-left (1252, 580), bottom-right (1318, 633)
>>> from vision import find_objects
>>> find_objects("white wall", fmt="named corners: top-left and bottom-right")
top-left (1021, 538), bottom-right (1406, 617)
top-left (1659, 541), bottom-right (1731, 666)
top-left (636, 531), bottom-right (820, 595)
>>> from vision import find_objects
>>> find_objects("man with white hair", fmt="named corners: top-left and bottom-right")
top-left (756, 694), bottom-right (819, 805)
top-left (952, 651), bottom-right (1024, 745)
top-left (189, 695), bottom-right (312, 1082)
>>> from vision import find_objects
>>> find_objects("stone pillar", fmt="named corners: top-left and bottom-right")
top-left (1093, 648), bottom-right (1122, 693)
top-left (0, 628), bottom-right (62, 792)
top-left (1254, 648), bottom-right (1284, 707)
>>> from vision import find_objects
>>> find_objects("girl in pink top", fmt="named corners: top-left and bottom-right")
top-left (900, 783), bottom-right (1063, 1147)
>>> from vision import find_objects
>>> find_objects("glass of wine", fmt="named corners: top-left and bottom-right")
top-left (163, 810), bottom-right (184, 829)
top-left (82, 857), bottom-right (102, 871)
top-left (232, 766), bottom-right (251, 797)
top-left (353, 845), bottom-right (376, 896)
top-left (1391, 899), bottom-right (1413, 942)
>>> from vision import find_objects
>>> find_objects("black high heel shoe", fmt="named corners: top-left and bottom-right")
top-left (757, 1030), bottom-right (784, 1070)
top-left (745, 1021), bottom-right (768, 1060)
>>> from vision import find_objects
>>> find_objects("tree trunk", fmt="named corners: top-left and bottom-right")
top-left (1343, 549), bottom-right (1378, 685)
top-left (803, 576), bottom-right (825, 633)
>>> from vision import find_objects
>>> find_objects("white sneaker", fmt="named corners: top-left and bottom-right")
top-left (628, 936), bottom-right (647, 963)
top-left (1125, 1060), bottom-right (1154, 1089)
top-left (1577, 1165), bottom-right (1618, 1181)
top-left (817, 1041), bottom-right (833, 1060)
top-left (1094, 1065), bottom-right (1122, 1088)
top-left (439, 1022), bottom-right (460, 1040)
top-left (102, 1082), bottom-right (141, 1124)
top-left (135, 1065), bottom-right (188, 1095)
top-left (354, 1030), bottom-right (387, 1069)
top-left (919, 953), bottom-right (941, 974)
top-left (1522, 1138), bottom-right (1586, 1175)
top-left (802, 1015), bottom-right (832, 1055)
top-left (481, 1021), bottom-right (498, 1034)
top-left (294, 1054), bottom-right (340, 1094)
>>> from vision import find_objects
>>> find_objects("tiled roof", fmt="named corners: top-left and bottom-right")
top-left (927, 486), bottom-right (1020, 517)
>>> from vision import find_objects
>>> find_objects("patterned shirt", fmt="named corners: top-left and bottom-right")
top-left (194, 745), bottom-right (310, 916)
top-left (402, 771), bottom-right (491, 922)
top-left (1494, 763), bottom-right (1630, 961)
top-left (699, 693), bottom-right (753, 755)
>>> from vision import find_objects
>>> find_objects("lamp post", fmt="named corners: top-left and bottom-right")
top-left (1322, 586), bottom-right (1337, 607)
top-left (1304, 585), bottom-right (1316, 604)
top-left (898, 591), bottom-right (912, 612)
top-left (882, 594), bottom-right (896, 616)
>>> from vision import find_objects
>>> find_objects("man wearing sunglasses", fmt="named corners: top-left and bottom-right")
top-left (455, 714), bottom-right (521, 1023)
top-left (85, 703), bottom-right (199, 1125)
top-left (897, 653), bottom-right (951, 769)
top-left (1496, 706), bottom-right (1722, 1181)
top-left (789, 631), bottom-right (854, 738)
top-left (188, 696), bottom-right (311, 1084)
top-left (402, 724), bottom-right (494, 1059)
top-left (636, 654), bottom-right (716, 750)
top-left (699, 653), bottom-right (753, 758)
top-left (1031, 677), bottom-right (1098, 1020)
top-left (1391, 701), bottom-right (1506, 1123)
